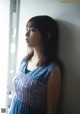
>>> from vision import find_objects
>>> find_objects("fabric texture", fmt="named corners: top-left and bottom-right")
top-left (11, 60), bottom-right (57, 114)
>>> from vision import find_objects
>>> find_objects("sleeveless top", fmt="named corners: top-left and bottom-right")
top-left (11, 60), bottom-right (57, 114)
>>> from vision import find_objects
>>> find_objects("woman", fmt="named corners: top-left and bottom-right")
top-left (9, 15), bottom-right (61, 114)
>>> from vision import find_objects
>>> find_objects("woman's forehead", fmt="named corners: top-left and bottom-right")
top-left (26, 21), bottom-right (34, 28)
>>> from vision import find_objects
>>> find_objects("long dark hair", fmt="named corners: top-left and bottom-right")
top-left (25, 15), bottom-right (59, 66)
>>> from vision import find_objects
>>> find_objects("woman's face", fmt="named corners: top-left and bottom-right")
top-left (25, 21), bottom-right (43, 48)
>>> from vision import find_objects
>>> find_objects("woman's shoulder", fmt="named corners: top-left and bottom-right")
top-left (18, 58), bottom-right (28, 71)
top-left (48, 61), bottom-right (58, 71)
top-left (20, 58), bottom-right (27, 65)
top-left (49, 62), bottom-right (61, 79)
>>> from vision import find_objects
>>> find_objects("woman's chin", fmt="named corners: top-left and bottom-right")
top-left (26, 43), bottom-right (32, 47)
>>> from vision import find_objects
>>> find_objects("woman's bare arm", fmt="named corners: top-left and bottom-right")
top-left (47, 66), bottom-right (61, 114)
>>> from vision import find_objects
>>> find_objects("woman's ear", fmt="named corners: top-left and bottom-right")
top-left (47, 33), bottom-right (51, 41)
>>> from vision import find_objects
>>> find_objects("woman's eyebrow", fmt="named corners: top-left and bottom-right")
top-left (26, 25), bottom-right (34, 28)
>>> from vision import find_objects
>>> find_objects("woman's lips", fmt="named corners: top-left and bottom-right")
top-left (26, 38), bottom-right (29, 43)
top-left (26, 40), bottom-right (29, 43)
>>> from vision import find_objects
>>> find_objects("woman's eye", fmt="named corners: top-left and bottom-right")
top-left (26, 27), bottom-right (37, 32)
top-left (31, 28), bottom-right (36, 32)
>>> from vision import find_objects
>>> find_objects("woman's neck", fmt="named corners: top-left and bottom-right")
top-left (32, 47), bottom-right (43, 62)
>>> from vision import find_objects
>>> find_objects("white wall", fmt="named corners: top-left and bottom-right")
top-left (17, 0), bottom-right (80, 114)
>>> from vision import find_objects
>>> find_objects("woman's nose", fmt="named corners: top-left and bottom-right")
top-left (25, 32), bottom-right (28, 37)
top-left (25, 31), bottom-right (29, 37)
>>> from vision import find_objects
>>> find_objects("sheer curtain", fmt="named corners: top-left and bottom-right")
top-left (0, 0), bottom-right (10, 113)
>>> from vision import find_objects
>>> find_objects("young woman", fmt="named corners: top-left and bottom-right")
top-left (9, 15), bottom-right (61, 114)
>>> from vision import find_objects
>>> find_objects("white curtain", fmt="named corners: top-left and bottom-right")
top-left (0, 0), bottom-right (10, 112)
